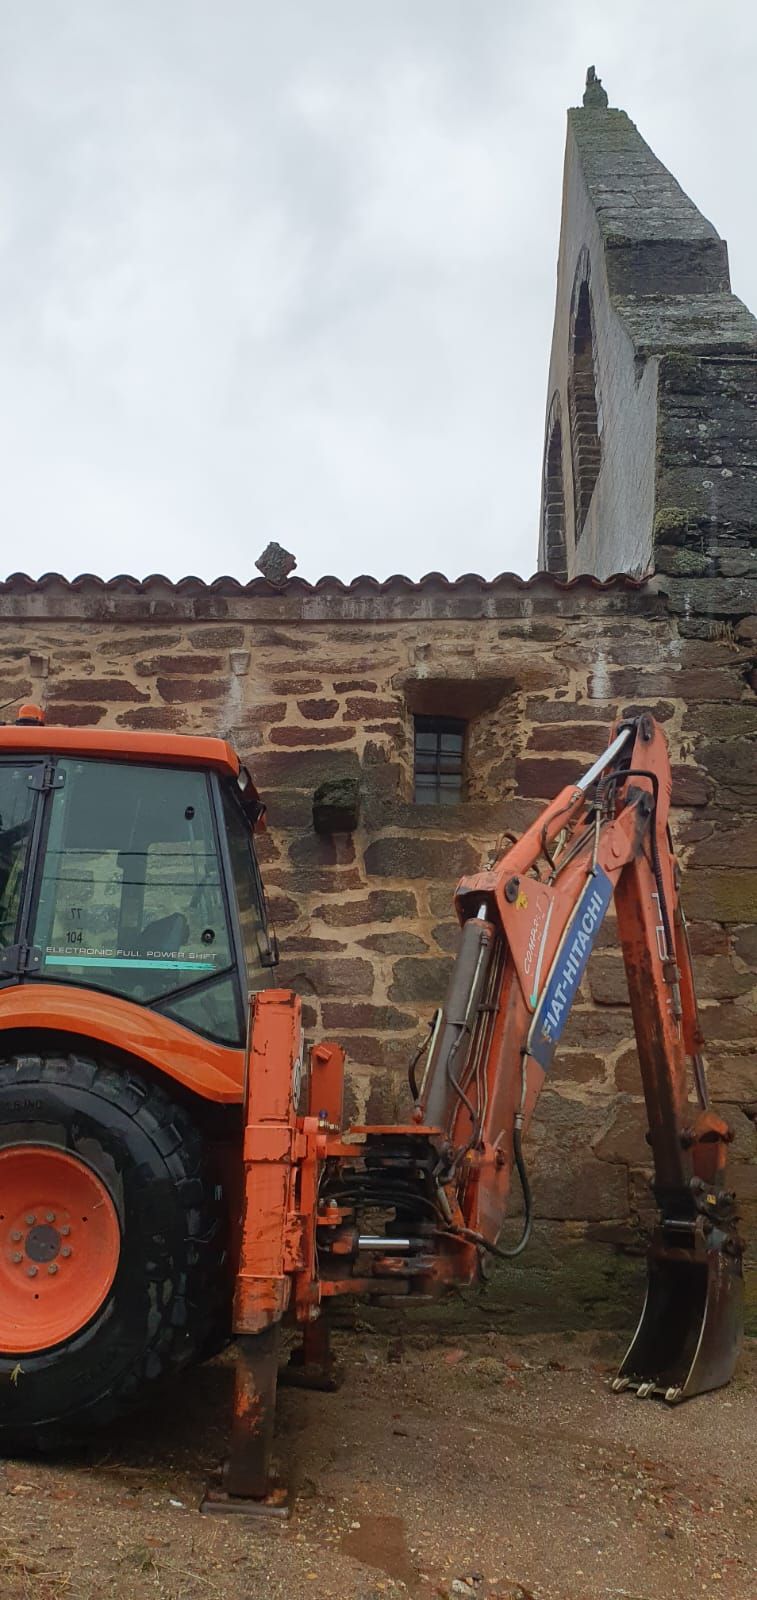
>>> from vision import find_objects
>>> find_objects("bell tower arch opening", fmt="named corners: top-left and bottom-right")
top-left (568, 249), bottom-right (602, 541)
top-left (541, 393), bottom-right (568, 578)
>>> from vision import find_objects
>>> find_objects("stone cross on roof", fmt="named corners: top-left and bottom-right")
top-left (583, 66), bottom-right (609, 109)
top-left (255, 541), bottom-right (297, 587)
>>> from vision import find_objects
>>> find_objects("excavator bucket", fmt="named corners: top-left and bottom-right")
top-left (613, 1232), bottom-right (743, 1403)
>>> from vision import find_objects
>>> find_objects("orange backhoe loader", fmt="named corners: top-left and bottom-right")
top-left (0, 707), bottom-right (743, 1514)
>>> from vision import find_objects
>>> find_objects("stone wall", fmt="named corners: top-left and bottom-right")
top-left (0, 566), bottom-right (754, 1327)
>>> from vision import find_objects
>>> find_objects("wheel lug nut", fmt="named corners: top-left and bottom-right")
top-left (10, 1230), bottom-right (21, 1243)
top-left (47, 1264), bottom-right (58, 1276)
top-left (26, 1266), bottom-right (38, 1278)
top-left (25, 1214), bottom-right (36, 1226)
top-left (61, 1246), bottom-right (72, 1258)
top-left (11, 1251), bottom-right (22, 1264)
top-left (45, 1212), bottom-right (55, 1224)
top-left (60, 1226), bottom-right (71, 1237)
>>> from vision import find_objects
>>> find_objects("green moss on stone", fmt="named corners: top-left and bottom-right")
top-left (683, 869), bottom-right (757, 923)
top-left (745, 1265), bottom-right (757, 1337)
top-left (655, 545), bottom-right (711, 576)
top-left (482, 1233), bottom-right (644, 1331)
top-left (660, 351), bottom-right (703, 391)
top-left (653, 506), bottom-right (690, 545)
top-left (379, 1228), bottom-right (645, 1335)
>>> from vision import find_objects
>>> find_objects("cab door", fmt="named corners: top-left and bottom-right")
top-left (0, 760), bottom-right (47, 977)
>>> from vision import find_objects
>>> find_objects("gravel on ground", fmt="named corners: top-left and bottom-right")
top-left (1, 1329), bottom-right (755, 1600)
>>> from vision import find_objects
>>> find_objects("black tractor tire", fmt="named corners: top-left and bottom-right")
top-left (0, 1051), bottom-right (228, 1450)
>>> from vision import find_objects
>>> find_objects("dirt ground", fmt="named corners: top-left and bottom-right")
top-left (1, 1329), bottom-right (755, 1600)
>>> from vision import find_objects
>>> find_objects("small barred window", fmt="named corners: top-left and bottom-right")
top-left (413, 716), bottom-right (466, 805)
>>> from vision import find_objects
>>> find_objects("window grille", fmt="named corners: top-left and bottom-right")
top-left (413, 716), bottom-right (466, 805)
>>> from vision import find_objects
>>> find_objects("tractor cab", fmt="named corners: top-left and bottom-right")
top-left (0, 708), bottom-right (277, 1051)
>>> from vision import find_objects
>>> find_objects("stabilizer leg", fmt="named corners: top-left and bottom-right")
top-left (280, 1316), bottom-right (343, 1392)
top-left (201, 1325), bottom-right (290, 1518)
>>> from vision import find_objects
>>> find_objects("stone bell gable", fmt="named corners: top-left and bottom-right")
top-left (539, 69), bottom-right (757, 592)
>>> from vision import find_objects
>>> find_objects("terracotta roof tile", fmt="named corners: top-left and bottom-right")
top-left (0, 569), bottom-right (651, 596)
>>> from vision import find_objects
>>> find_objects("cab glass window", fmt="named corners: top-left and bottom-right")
top-left (32, 759), bottom-right (234, 1005)
top-left (0, 764), bottom-right (38, 959)
top-left (159, 972), bottom-right (242, 1047)
top-left (220, 783), bottom-right (274, 986)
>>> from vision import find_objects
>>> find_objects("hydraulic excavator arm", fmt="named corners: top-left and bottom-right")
top-left (202, 714), bottom-right (743, 1516)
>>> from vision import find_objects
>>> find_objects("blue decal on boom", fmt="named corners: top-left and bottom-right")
top-left (529, 867), bottom-right (613, 1072)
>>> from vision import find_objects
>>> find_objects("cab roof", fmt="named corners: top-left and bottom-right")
top-left (0, 721), bottom-right (241, 780)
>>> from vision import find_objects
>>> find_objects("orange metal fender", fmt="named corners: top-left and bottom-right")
top-left (0, 983), bottom-right (245, 1103)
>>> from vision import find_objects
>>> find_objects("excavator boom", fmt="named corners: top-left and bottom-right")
top-left (203, 714), bottom-right (743, 1516)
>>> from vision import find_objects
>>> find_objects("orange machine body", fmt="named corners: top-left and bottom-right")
top-left (0, 721), bottom-right (242, 780)
top-left (0, 984), bottom-right (245, 1102)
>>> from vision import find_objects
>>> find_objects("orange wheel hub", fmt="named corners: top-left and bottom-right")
top-left (0, 1146), bottom-right (121, 1355)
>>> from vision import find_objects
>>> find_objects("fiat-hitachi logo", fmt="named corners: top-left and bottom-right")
top-left (540, 884), bottom-right (606, 1041)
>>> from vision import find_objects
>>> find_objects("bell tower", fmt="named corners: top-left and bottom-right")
top-left (538, 69), bottom-right (756, 583)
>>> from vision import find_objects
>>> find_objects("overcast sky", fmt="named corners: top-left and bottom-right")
top-left (1, 2), bottom-right (755, 584)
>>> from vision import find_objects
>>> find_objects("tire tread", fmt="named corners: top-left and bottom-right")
top-left (0, 1051), bottom-right (226, 1447)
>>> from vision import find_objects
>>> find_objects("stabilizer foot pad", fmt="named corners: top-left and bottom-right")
top-left (280, 1361), bottom-right (343, 1393)
top-left (200, 1481), bottom-right (291, 1520)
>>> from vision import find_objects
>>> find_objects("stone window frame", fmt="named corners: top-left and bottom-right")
top-left (401, 677), bottom-right (516, 807)
top-left (541, 391), bottom-right (569, 578)
top-left (567, 248), bottom-right (603, 541)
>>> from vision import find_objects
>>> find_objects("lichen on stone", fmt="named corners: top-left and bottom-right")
top-left (659, 351), bottom-right (703, 390)
top-left (653, 506), bottom-right (690, 545)
top-left (654, 546), bottom-right (710, 577)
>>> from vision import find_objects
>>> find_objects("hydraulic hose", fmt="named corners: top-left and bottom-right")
top-left (443, 1111), bottom-right (534, 1263)
top-left (495, 1117), bottom-right (534, 1259)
